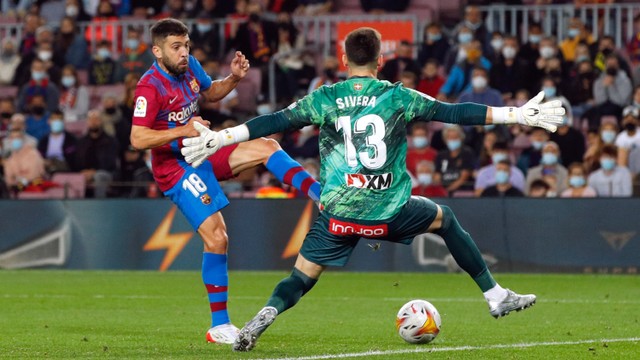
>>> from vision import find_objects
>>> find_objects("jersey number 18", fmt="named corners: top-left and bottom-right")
top-left (336, 115), bottom-right (387, 170)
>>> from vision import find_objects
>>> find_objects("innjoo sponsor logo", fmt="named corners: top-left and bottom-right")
top-left (329, 218), bottom-right (388, 237)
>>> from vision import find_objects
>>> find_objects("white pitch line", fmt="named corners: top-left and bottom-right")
top-left (256, 337), bottom-right (640, 360)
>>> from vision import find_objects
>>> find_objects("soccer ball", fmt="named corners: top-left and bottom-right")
top-left (395, 299), bottom-right (441, 344)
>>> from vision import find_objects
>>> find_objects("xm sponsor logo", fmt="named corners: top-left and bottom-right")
top-left (345, 173), bottom-right (392, 190)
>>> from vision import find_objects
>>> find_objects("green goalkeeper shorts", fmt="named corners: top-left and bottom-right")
top-left (300, 196), bottom-right (440, 267)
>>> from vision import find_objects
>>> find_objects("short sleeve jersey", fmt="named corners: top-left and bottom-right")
top-left (132, 56), bottom-right (212, 192)
top-left (281, 77), bottom-right (438, 220)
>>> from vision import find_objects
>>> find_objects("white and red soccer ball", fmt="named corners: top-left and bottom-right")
top-left (395, 299), bottom-right (442, 344)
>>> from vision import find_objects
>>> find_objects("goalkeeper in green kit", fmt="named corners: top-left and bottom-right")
top-left (181, 28), bottom-right (565, 352)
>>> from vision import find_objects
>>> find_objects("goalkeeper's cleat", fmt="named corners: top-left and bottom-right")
top-left (233, 306), bottom-right (278, 352)
top-left (488, 289), bottom-right (536, 319)
top-left (206, 323), bottom-right (239, 344)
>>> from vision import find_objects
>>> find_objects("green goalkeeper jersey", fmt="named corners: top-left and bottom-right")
top-left (281, 77), bottom-right (438, 220)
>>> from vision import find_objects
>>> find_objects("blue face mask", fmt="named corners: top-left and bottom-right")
top-left (458, 32), bottom-right (473, 44)
top-left (447, 139), bottom-right (462, 151)
top-left (61, 75), bottom-right (75, 88)
top-left (126, 39), bottom-right (139, 50)
top-left (427, 33), bottom-right (442, 42)
top-left (541, 152), bottom-right (558, 165)
top-left (529, 34), bottom-right (541, 44)
top-left (97, 48), bottom-right (111, 59)
top-left (569, 175), bottom-right (585, 188)
top-left (492, 152), bottom-right (508, 164)
top-left (600, 158), bottom-right (616, 171)
top-left (196, 23), bottom-right (212, 33)
top-left (413, 136), bottom-right (428, 149)
top-left (417, 173), bottom-right (432, 186)
top-left (568, 28), bottom-right (580, 38)
top-left (532, 140), bottom-right (544, 150)
top-left (50, 119), bottom-right (64, 133)
top-left (542, 86), bottom-right (557, 98)
top-left (11, 138), bottom-right (23, 151)
top-left (495, 170), bottom-right (510, 184)
top-left (32, 71), bottom-right (46, 82)
top-left (601, 130), bottom-right (617, 144)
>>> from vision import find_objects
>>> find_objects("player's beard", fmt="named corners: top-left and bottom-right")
top-left (162, 57), bottom-right (188, 76)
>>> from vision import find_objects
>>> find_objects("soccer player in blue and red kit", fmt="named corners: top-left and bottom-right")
top-left (130, 18), bottom-right (321, 344)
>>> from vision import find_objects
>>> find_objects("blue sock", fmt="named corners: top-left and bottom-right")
top-left (202, 253), bottom-right (230, 327)
top-left (265, 150), bottom-right (321, 201)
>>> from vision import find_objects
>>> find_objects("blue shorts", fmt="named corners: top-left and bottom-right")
top-left (164, 160), bottom-right (229, 231)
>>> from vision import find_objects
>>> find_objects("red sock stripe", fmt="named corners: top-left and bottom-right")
top-left (283, 166), bottom-right (303, 185)
top-left (205, 284), bottom-right (228, 293)
top-left (210, 301), bottom-right (227, 312)
top-left (300, 177), bottom-right (315, 196)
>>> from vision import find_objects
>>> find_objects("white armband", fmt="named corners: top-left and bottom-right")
top-left (490, 106), bottom-right (522, 125)
top-left (220, 125), bottom-right (250, 146)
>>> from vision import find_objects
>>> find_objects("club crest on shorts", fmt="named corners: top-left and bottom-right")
top-left (190, 79), bottom-right (200, 93)
top-left (200, 193), bottom-right (211, 205)
top-left (353, 83), bottom-right (363, 91)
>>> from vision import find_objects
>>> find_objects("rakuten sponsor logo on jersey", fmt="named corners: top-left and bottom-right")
top-left (345, 173), bottom-right (393, 190)
top-left (168, 100), bottom-right (199, 123)
top-left (329, 218), bottom-right (388, 237)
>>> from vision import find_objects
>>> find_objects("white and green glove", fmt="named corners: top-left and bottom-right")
top-left (181, 122), bottom-right (249, 168)
top-left (492, 91), bottom-right (566, 132)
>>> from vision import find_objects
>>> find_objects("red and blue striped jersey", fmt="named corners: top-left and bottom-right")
top-left (132, 55), bottom-right (212, 192)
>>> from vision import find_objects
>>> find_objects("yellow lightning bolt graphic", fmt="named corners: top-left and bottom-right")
top-left (281, 200), bottom-right (314, 259)
top-left (144, 206), bottom-right (194, 271)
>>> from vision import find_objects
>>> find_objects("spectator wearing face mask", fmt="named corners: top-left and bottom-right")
top-left (416, 59), bottom-right (445, 98)
top-left (434, 125), bottom-right (475, 196)
top-left (418, 22), bottom-right (450, 66)
top-left (516, 127), bottom-right (549, 175)
top-left (584, 122), bottom-right (619, 173)
top-left (58, 64), bottom-right (89, 122)
top-left (453, 6), bottom-right (491, 55)
top-left (586, 55), bottom-right (633, 129)
top-left (561, 162), bottom-right (596, 198)
top-left (457, 67), bottom-right (503, 106)
top-left (592, 36), bottom-right (632, 78)
top-left (14, 26), bottom-right (64, 87)
top-left (442, 25), bottom-right (475, 75)
top-left (488, 36), bottom-right (527, 102)
top-left (406, 122), bottom-right (437, 177)
top-left (379, 40), bottom-right (420, 83)
top-left (439, 40), bottom-right (491, 101)
top-left (564, 59), bottom-right (596, 120)
top-left (559, 18), bottom-right (595, 63)
top-left (89, 40), bottom-right (116, 85)
top-left (190, 12), bottom-right (221, 60)
top-left (0, 97), bottom-right (16, 133)
top-left (55, 16), bottom-right (90, 70)
top-left (3, 128), bottom-right (46, 192)
top-left (2, 114), bottom-right (38, 158)
top-left (24, 95), bottom-right (51, 141)
top-left (528, 178), bottom-right (551, 198)
top-left (475, 141), bottom-right (525, 196)
top-left (16, 58), bottom-right (60, 113)
top-left (114, 26), bottom-right (154, 83)
top-left (588, 145), bottom-right (632, 197)
top-left (480, 160), bottom-right (524, 197)
top-left (74, 110), bottom-right (118, 198)
top-left (411, 160), bottom-right (447, 197)
top-left (37, 109), bottom-right (77, 173)
top-left (308, 56), bottom-right (340, 93)
top-left (525, 141), bottom-right (568, 196)
top-left (0, 38), bottom-right (20, 86)
top-left (615, 106), bottom-right (640, 167)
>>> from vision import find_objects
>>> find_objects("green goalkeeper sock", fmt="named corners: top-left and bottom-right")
top-left (266, 268), bottom-right (318, 314)
top-left (434, 205), bottom-right (497, 292)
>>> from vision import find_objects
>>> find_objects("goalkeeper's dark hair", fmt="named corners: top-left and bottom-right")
top-left (151, 18), bottom-right (189, 46)
top-left (344, 27), bottom-right (381, 68)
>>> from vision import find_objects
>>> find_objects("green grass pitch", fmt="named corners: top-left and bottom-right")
top-left (1, 271), bottom-right (638, 359)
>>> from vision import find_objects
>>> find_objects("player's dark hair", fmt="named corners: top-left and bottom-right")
top-left (344, 27), bottom-right (381, 68)
top-left (151, 18), bottom-right (189, 46)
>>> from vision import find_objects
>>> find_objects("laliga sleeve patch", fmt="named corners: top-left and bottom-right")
top-left (133, 96), bottom-right (147, 117)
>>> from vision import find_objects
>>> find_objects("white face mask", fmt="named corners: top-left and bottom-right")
top-left (66, 5), bottom-right (79, 17)
top-left (38, 50), bottom-right (53, 61)
top-left (490, 38), bottom-right (504, 51)
top-left (417, 173), bottom-right (432, 186)
top-left (471, 76), bottom-right (487, 90)
top-left (502, 46), bottom-right (516, 59)
top-left (540, 46), bottom-right (555, 59)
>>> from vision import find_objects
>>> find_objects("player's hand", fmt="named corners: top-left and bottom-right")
top-left (183, 117), bottom-right (210, 137)
top-left (516, 91), bottom-right (565, 132)
top-left (181, 122), bottom-right (223, 168)
top-left (230, 51), bottom-right (250, 80)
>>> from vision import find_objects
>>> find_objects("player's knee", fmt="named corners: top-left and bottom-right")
top-left (199, 224), bottom-right (229, 252)
top-left (256, 137), bottom-right (282, 155)
top-left (438, 205), bottom-right (455, 231)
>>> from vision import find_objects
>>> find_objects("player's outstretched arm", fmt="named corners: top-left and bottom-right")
top-left (201, 51), bottom-right (250, 103)
top-left (488, 91), bottom-right (565, 132)
top-left (130, 117), bottom-right (209, 150)
top-left (181, 111), bottom-right (295, 167)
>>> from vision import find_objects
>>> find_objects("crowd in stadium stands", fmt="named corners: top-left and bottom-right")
top-left (0, 0), bottom-right (639, 199)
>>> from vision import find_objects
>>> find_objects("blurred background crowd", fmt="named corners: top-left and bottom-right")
top-left (1, 0), bottom-right (640, 199)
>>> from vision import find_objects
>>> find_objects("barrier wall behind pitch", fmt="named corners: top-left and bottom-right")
top-left (0, 199), bottom-right (638, 274)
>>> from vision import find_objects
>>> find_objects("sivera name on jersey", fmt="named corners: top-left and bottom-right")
top-left (168, 100), bottom-right (199, 123)
top-left (336, 95), bottom-right (377, 109)
top-left (345, 173), bottom-right (392, 190)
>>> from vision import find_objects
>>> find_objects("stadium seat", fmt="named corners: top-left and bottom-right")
top-left (0, 86), bottom-right (18, 98)
top-left (49, 172), bottom-right (86, 198)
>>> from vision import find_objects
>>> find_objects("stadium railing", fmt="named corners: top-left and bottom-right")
top-left (478, 2), bottom-right (640, 48)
